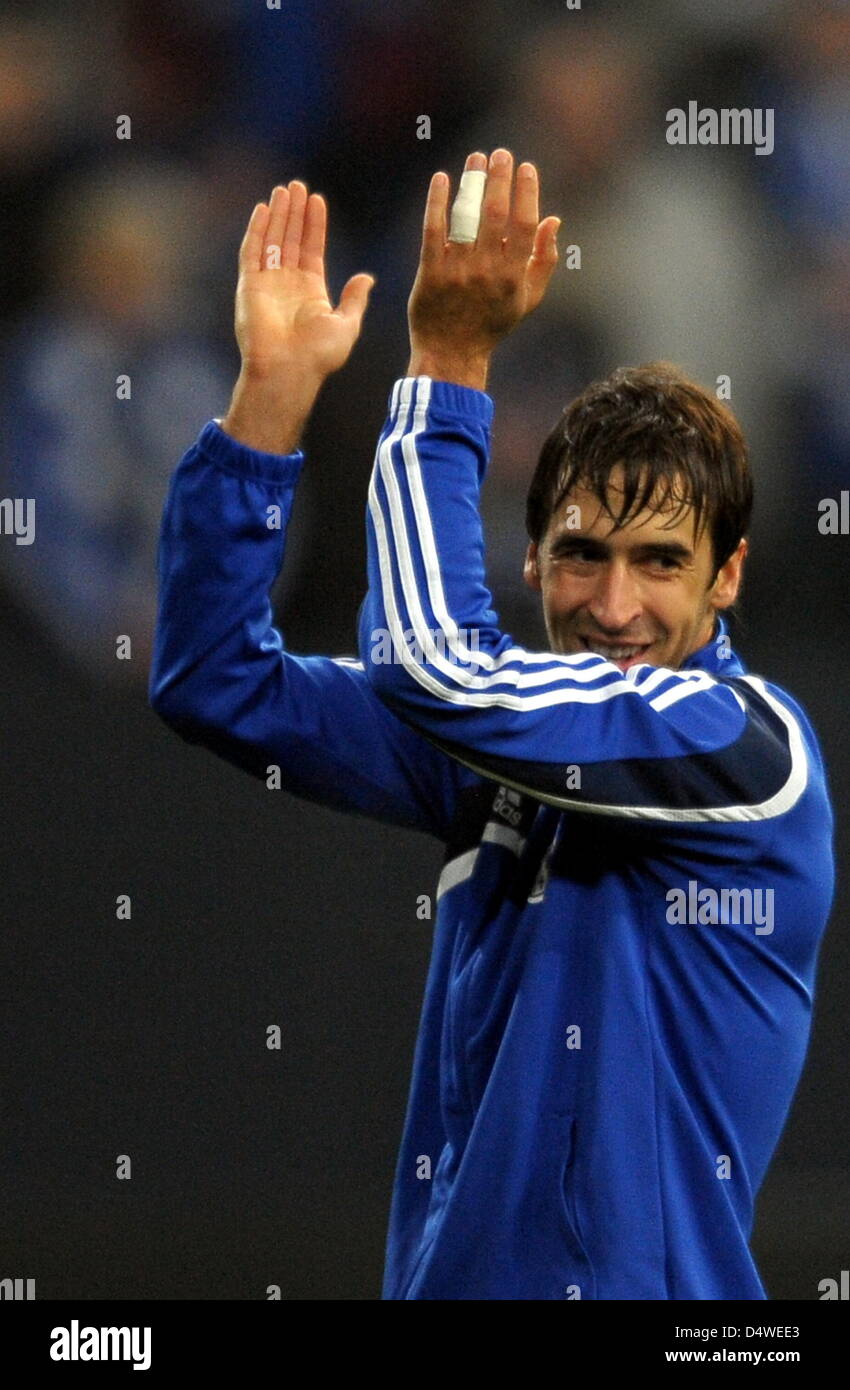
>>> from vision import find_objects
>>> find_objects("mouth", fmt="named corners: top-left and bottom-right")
top-left (577, 635), bottom-right (653, 671)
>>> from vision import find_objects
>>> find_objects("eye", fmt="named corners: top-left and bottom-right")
top-left (558, 545), bottom-right (600, 564)
top-left (647, 554), bottom-right (682, 571)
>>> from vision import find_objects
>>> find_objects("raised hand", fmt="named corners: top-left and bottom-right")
top-left (408, 149), bottom-right (560, 391)
top-left (235, 182), bottom-right (375, 380)
top-left (222, 182), bottom-right (375, 453)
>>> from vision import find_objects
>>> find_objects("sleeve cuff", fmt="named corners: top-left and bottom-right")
top-left (391, 376), bottom-right (495, 429)
top-left (198, 419), bottom-right (305, 486)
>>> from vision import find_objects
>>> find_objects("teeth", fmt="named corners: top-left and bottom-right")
top-left (587, 644), bottom-right (644, 660)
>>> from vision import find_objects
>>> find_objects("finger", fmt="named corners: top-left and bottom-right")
top-left (239, 201), bottom-right (271, 274)
top-left (505, 161), bottom-right (539, 264)
top-left (421, 171), bottom-right (449, 266)
top-left (264, 185), bottom-right (289, 266)
top-left (282, 180), bottom-right (308, 267)
top-left (301, 193), bottom-right (327, 277)
top-left (525, 217), bottom-right (561, 311)
top-left (335, 272), bottom-right (376, 330)
top-left (448, 151), bottom-right (487, 246)
top-left (477, 148), bottom-right (513, 254)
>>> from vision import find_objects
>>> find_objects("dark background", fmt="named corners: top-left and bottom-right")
top-left (1, 0), bottom-right (847, 1298)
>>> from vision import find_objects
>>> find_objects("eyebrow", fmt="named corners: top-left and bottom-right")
top-left (548, 533), bottom-right (695, 562)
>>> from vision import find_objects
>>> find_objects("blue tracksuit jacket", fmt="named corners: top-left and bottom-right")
top-left (150, 376), bottom-right (834, 1301)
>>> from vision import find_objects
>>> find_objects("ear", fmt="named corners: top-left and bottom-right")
top-left (710, 537), bottom-right (748, 611)
top-left (523, 540), bottom-right (542, 592)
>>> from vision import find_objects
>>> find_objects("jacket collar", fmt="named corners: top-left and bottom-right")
top-left (680, 612), bottom-right (746, 677)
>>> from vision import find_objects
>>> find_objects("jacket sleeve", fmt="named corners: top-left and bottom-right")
top-left (149, 418), bottom-right (469, 839)
top-left (357, 376), bottom-right (808, 827)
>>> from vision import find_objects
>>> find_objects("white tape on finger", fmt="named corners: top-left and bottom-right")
top-left (448, 169), bottom-right (487, 244)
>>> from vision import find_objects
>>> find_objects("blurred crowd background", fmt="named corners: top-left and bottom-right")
top-left (1, 0), bottom-right (847, 1299)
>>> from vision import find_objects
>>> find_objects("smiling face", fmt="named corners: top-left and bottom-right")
top-left (524, 465), bottom-right (747, 672)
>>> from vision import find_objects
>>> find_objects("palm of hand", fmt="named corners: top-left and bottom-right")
top-left (234, 183), bottom-right (374, 379)
top-left (236, 265), bottom-right (353, 375)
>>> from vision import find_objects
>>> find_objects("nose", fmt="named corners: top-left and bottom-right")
top-left (586, 560), bottom-right (642, 633)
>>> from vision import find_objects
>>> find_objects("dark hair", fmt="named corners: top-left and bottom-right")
top-left (525, 362), bottom-right (753, 580)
